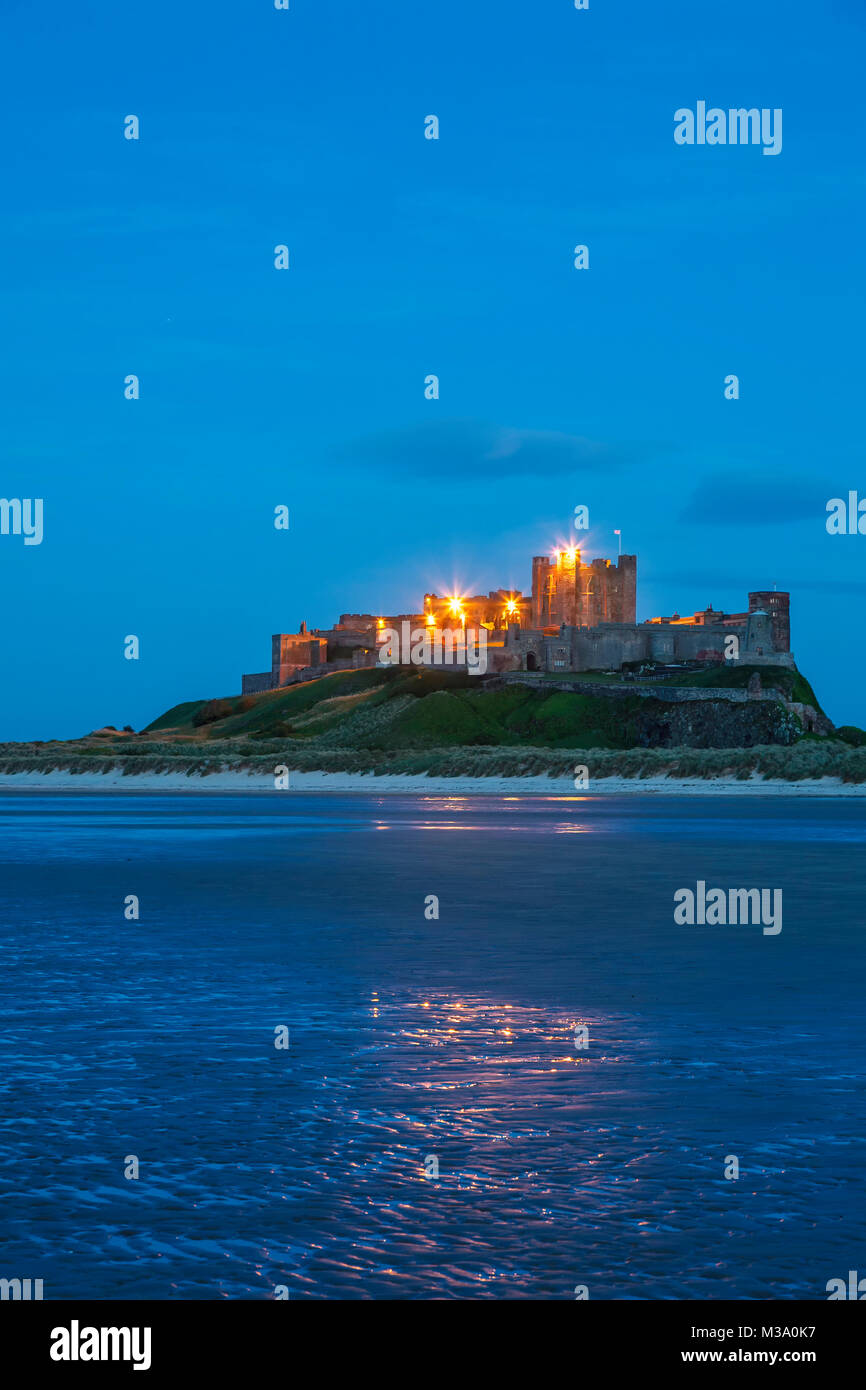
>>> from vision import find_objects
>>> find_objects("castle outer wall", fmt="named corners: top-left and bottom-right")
top-left (503, 603), bottom-right (793, 675)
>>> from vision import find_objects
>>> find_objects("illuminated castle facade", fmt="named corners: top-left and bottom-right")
top-left (241, 543), bottom-right (793, 692)
top-left (531, 549), bottom-right (637, 628)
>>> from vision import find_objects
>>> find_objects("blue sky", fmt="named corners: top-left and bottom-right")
top-left (2, 0), bottom-right (865, 738)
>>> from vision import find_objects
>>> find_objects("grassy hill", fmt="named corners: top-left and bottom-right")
top-left (142, 669), bottom-right (651, 751)
top-left (139, 665), bottom-right (817, 753)
top-left (144, 668), bottom-right (390, 737)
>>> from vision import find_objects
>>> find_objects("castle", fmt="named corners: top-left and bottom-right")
top-left (242, 545), bottom-right (793, 693)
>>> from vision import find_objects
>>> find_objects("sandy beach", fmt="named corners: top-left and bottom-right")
top-left (0, 768), bottom-right (864, 795)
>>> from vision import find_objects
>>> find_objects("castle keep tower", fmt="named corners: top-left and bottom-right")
top-left (531, 549), bottom-right (636, 629)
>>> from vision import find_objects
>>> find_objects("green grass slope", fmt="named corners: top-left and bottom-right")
top-left (142, 668), bottom-right (393, 735)
top-left (141, 662), bottom-right (828, 753)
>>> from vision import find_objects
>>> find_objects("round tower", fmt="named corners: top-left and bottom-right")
top-left (744, 609), bottom-right (773, 657)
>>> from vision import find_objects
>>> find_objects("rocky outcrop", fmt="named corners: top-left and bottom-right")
top-left (632, 697), bottom-right (802, 748)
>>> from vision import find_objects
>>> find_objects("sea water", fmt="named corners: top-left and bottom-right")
top-left (0, 792), bottom-right (863, 1300)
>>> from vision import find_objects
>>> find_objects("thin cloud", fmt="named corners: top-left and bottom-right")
top-left (337, 419), bottom-right (666, 479)
top-left (680, 473), bottom-right (825, 525)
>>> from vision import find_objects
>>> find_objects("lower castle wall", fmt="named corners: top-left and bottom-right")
top-left (503, 621), bottom-right (796, 674)
top-left (241, 672), bottom-right (273, 695)
top-left (498, 675), bottom-right (782, 703)
top-left (242, 648), bottom-right (378, 696)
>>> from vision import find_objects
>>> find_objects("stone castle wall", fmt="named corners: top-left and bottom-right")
top-left (241, 672), bottom-right (274, 695)
top-left (498, 674), bottom-right (783, 703)
top-left (502, 614), bottom-right (795, 676)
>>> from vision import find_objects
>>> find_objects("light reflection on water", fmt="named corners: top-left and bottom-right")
top-left (375, 821), bottom-right (595, 833)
